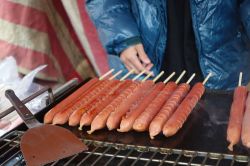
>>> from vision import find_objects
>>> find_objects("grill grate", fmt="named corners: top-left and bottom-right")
top-left (1, 131), bottom-right (249, 166)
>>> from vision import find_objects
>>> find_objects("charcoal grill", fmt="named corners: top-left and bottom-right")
top-left (0, 80), bottom-right (250, 166)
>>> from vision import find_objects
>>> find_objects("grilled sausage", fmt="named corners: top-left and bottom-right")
top-left (68, 80), bottom-right (120, 126)
top-left (227, 86), bottom-right (248, 151)
top-left (87, 81), bottom-right (139, 134)
top-left (118, 82), bottom-right (165, 132)
top-left (43, 78), bottom-right (99, 124)
top-left (78, 80), bottom-right (133, 129)
top-left (163, 83), bottom-right (205, 137)
top-left (242, 92), bottom-right (250, 148)
top-left (52, 79), bottom-right (113, 125)
top-left (149, 83), bottom-right (190, 139)
top-left (107, 80), bottom-right (154, 130)
top-left (133, 82), bottom-right (178, 132)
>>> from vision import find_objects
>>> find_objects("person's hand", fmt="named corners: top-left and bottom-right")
top-left (120, 44), bottom-right (154, 75)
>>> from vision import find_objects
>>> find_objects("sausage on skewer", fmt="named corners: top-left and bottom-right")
top-left (149, 73), bottom-right (196, 139)
top-left (69, 70), bottom-right (135, 126)
top-left (87, 70), bottom-right (147, 134)
top-left (241, 92), bottom-right (250, 148)
top-left (44, 78), bottom-right (100, 124)
top-left (227, 73), bottom-right (248, 151)
top-left (132, 71), bottom-right (186, 132)
top-left (78, 80), bottom-right (133, 129)
top-left (106, 72), bottom-right (159, 130)
top-left (107, 80), bottom-right (154, 130)
top-left (68, 79), bottom-right (119, 126)
top-left (118, 72), bottom-right (175, 132)
top-left (52, 70), bottom-right (123, 125)
top-left (162, 80), bottom-right (207, 137)
top-left (44, 69), bottom-right (115, 124)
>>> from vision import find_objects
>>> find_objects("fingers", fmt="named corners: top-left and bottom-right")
top-left (124, 61), bottom-right (135, 72)
top-left (135, 44), bottom-right (154, 75)
top-left (120, 47), bottom-right (138, 73)
top-left (128, 55), bottom-right (145, 73)
top-left (145, 63), bottom-right (154, 71)
top-left (120, 44), bottom-right (154, 76)
top-left (123, 59), bottom-right (140, 74)
top-left (135, 44), bottom-right (151, 64)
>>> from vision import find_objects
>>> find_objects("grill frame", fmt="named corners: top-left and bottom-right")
top-left (0, 131), bottom-right (249, 166)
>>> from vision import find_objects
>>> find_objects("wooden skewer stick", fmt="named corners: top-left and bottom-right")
top-left (132, 70), bottom-right (146, 81)
top-left (141, 71), bottom-right (165, 83)
top-left (153, 71), bottom-right (165, 83)
top-left (142, 72), bottom-right (154, 82)
top-left (238, 72), bottom-right (243, 87)
top-left (175, 70), bottom-right (186, 84)
top-left (99, 69), bottom-right (115, 80)
top-left (108, 70), bottom-right (123, 80)
top-left (202, 73), bottom-right (212, 85)
top-left (163, 72), bottom-right (176, 84)
top-left (186, 73), bottom-right (196, 84)
top-left (120, 69), bottom-right (135, 81)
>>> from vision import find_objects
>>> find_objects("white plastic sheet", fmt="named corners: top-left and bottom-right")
top-left (0, 56), bottom-right (47, 137)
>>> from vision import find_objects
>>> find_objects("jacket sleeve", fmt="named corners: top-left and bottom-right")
top-left (85, 0), bottom-right (141, 55)
top-left (240, 0), bottom-right (250, 39)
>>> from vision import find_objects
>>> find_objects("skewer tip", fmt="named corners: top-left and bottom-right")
top-left (109, 70), bottom-right (123, 80)
top-left (175, 70), bottom-right (186, 84)
top-left (142, 72), bottom-right (153, 82)
top-left (163, 72), bottom-right (176, 84)
top-left (186, 73), bottom-right (196, 84)
top-left (99, 68), bottom-right (114, 80)
top-left (120, 69), bottom-right (135, 81)
top-left (202, 73), bottom-right (212, 85)
top-left (238, 72), bottom-right (243, 87)
top-left (132, 70), bottom-right (146, 81)
top-left (153, 71), bottom-right (164, 82)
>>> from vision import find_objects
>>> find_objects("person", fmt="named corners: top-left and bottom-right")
top-left (86, 0), bottom-right (250, 90)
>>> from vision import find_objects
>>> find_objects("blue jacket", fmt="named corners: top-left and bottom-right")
top-left (86, 0), bottom-right (250, 90)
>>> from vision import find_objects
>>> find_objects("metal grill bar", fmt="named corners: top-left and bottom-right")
top-left (230, 159), bottom-right (235, 166)
top-left (0, 134), bottom-right (19, 153)
top-left (117, 148), bottom-right (134, 166)
top-left (0, 142), bottom-right (19, 159)
top-left (103, 147), bottom-right (122, 166)
top-left (0, 150), bottom-right (22, 166)
top-left (188, 155), bottom-right (195, 166)
top-left (158, 153), bottom-right (170, 166)
top-left (202, 154), bottom-right (209, 165)
top-left (50, 159), bottom-right (60, 166)
top-left (131, 150), bottom-right (145, 166)
top-left (145, 150), bottom-right (157, 166)
top-left (215, 155), bottom-right (222, 166)
top-left (63, 154), bottom-right (79, 166)
top-left (0, 131), bottom-right (249, 166)
top-left (13, 158), bottom-right (23, 166)
top-left (76, 143), bottom-right (102, 166)
top-left (90, 145), bottom-right (112, 166)
top-left (60, 150), bottom-right (214, 166)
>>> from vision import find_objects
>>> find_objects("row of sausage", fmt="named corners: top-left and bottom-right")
top-left (43, 71), bottom-right (206, 139)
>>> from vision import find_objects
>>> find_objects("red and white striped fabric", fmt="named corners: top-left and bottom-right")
top-left (0, 0), bottom-right (109, 82)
